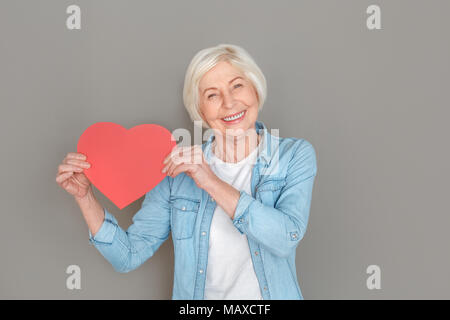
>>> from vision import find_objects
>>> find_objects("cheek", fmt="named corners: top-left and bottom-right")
top-left (200, 101), bottom-right (221, 120)
top-left (241, 87), bottom-right (259, 107)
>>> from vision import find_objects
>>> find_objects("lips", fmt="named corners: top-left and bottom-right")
top-left (221, 110), bottom-right (246, 123)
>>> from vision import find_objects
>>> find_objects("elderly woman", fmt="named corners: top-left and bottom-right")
top-left (56, 44), bottom-right (317, 300)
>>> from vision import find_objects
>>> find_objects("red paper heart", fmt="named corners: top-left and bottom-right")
top-left (77, 122), bottom-right (176, 209)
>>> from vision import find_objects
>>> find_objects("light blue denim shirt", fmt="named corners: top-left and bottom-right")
top-left (88, 121), bottom-right (317, 299)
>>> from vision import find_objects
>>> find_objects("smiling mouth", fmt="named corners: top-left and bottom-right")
top-left (222, 110), bottom-right (246, 122)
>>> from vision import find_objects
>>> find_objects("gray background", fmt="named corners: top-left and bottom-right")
top-left (0, 0), bottom-right (449, 299)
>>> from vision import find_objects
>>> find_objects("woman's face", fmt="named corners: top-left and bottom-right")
top-left (198, 61), bottom-right (259, 136)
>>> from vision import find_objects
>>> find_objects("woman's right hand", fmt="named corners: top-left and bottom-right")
top-left (56, 152), bottom-right (92, 199)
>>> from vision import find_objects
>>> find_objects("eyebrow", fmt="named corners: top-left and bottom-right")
top-left (202, 76), bottom-right (243, 95)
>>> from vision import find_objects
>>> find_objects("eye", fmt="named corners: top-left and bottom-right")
top-left (233, 83), bottom-right (243, 89)
top-left (207, 93), bottom-right (216, 99)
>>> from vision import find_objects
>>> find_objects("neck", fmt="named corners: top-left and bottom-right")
top-left (213, 128), bottom-right (260, 163)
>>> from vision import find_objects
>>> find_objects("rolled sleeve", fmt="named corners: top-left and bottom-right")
top-left (232, 190), bottom-right (254, 234)
top-left (88, 208), bottom-right (118, 245)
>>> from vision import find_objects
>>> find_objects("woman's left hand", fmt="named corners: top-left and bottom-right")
top-left (162, 145), bottom-right (218, 191)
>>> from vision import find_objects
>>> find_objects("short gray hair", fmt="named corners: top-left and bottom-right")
top-left (183, 44), bottom-right (267, 128)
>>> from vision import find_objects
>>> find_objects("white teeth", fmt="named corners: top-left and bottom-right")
top-left (223, 111), bottom-right (244, 122)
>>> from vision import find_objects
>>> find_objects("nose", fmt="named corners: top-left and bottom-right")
top-left (222, 89), bottom-right (235, 109)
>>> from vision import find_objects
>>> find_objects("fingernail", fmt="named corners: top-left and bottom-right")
top-left (162, 167), bottom-right (166, 173)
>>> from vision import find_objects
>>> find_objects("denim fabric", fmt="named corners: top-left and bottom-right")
top-left (88, 121), bottom-right (317, 299)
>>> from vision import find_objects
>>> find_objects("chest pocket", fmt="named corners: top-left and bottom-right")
top-left (256, 177), bottom-right (287, 206)
top-left (170, 197), bottom-right (200, 240)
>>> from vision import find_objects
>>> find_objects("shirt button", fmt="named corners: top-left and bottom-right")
top-left (239, 218), bottom-right (243, 223)
top-left (292, 233), bottom-right (297, 239)
top-left (254, 251), bottom-right (259, 256)
top-left (211, 198), bottom-right (215, 202)
top-left (181, 206), bottom-right (186, 211)
top-left (199, 269), bottom-right (204, 274)
top-left (264, 286), bottom-right (268, 291)
top-left (201, 231), bottom-right (206, 236)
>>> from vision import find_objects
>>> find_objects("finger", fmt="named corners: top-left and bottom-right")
top-left (64, 154), bottom-right (87, 164)
top-left (171, 148), bottom-right (192, 165)
top-left (192, 145), bottom-right (202, 152)
top-left (176, 146), bottom-right (200, 164)
top-left (162, 154), bottom-right (178, 173)
top-left (56, 171), bottom-right (73, 184)
top-left (163, 147), bottom-right (202, 172)
top-left (163, 146), bottom-right (181, 164)
top-left (166, 159), bottom-right (182, 176)
top-left (58, 164), bottom-right (84, 174)
top-left (164, 146), bottom-right (197, 164)
top-left (66, 159), bottom-right (91, 169)
top-left (162, 159), bottom-right (173, 173)
top-left (173, 154), bottom-right (194, 166)
top-left (171, 163), bottom-right (196, 178)
top-left (191, 147), bottom-right (204, 164)
top-left (183, 146), bottom-right (199, 164)
top-left (163, 151), bottom-right (172, 164)
top-left (66, 152), bottom-right (87, 160)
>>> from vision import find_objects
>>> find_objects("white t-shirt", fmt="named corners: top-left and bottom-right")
top-left (204, 146), bottom-right (263, 300)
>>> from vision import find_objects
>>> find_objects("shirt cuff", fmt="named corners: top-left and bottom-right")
top-left (88, 208), bottom-right (118, 245)
top-left (232, 190), bottom-right (254, 234)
